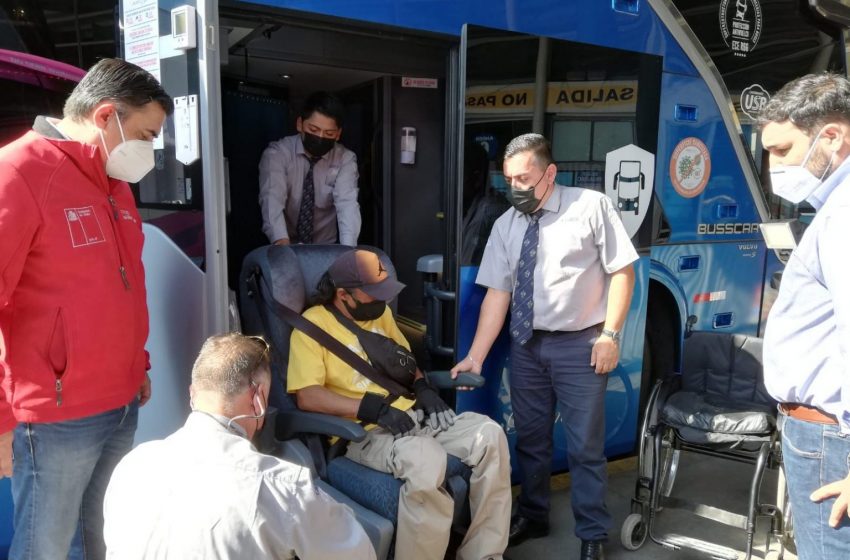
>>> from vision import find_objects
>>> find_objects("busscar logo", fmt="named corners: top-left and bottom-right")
top-left (719, 0), bottom-right (763, 58)
top-left (740, 84), bottom-right (770, 120)
top-left (698, 223), bottom-right (760, 235)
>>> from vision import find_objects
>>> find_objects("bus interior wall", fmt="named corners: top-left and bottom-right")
top-left (220, 8), bottom-right (452, 321)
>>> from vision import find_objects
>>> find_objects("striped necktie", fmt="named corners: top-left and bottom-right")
top-left (510, 210), bottom-right (542, 345)
top-left (295, 155), bottom-right (320, 243)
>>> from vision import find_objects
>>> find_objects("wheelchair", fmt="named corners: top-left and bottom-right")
top-left (239, 243), bottom-right (479, 560)
top-left (622, 332), bottom-right (791, 560)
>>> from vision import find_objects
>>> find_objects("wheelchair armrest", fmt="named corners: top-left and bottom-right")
top-left (276, 409), bottom-right (367, 443)
top-left (426, 370), bottom-right (486, 390)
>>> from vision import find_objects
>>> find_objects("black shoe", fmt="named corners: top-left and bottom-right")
top-left (580, 540), bottom-right (605, 560)
top-left (507, 515), bottom-right (549, 547)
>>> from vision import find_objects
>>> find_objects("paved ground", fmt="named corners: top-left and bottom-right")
top-left (507, 453), bottom-right (795, 560)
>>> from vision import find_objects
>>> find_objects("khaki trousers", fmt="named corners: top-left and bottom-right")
top-left (345, 411), bottom-right (511, 560)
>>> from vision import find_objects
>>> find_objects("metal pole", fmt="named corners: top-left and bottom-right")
top-left (74, 0), bottom-right (84, 68)
top-left (532, 37), bottom-right (549, 134)
top-left (197, 0), bottom-right (230, 335)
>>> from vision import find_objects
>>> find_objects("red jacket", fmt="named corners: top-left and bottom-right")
top-left (0, 117), bottom-right (149, 432)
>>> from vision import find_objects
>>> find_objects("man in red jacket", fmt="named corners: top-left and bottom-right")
top-left (0, 58), bottom-right (172, 560)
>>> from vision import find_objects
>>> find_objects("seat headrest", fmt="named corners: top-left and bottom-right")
top-left (243, 244), bottom-right (398, 313)
top-left (238, 244), bottom-right (399, 412)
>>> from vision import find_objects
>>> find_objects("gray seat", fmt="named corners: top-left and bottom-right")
top-left (660, 333), bottom-right (777, 445)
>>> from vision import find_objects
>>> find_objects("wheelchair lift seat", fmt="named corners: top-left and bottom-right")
top-left (239, 244), bottom-right (473, 559)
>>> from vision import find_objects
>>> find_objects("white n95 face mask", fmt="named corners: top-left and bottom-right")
top-left (99, 114), bottom-right (155, 183)
top-left (769, 128), bottom-right (835, 204)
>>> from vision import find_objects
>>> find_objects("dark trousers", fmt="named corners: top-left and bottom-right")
top-left (510, 327), bottom-right (612, 541)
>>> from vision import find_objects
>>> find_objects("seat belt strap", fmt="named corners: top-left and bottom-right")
top-left (246, 269), bottom-right (408, 400)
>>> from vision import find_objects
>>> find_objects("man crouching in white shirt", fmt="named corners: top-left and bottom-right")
top-left (103, 333), bottom-right (376, 560)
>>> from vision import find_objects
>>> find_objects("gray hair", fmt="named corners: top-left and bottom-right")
top-left (757, 73), bottom-right (850, 134)
top-left (191, 333), bottom-right (270, 399)
top-left (63, 58), bottom-right (174, 121)
top-left (503, 133), bottom-right (554, 168)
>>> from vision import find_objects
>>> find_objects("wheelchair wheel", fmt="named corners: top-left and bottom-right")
top-left (620, 513), bottom-right (648, 550)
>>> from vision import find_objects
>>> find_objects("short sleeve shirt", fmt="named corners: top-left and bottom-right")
top-left (477, 185), bottom-right (639, 332)
top-left (287, 305), bottom-right (415, 414)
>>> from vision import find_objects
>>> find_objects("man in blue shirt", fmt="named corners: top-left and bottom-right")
top-left (759, 73), bottom-right (850, 558)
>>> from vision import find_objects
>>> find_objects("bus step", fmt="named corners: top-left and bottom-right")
top-left (657, 533), bottom-right (740, 560)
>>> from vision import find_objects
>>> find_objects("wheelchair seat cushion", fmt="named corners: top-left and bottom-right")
top-left (661, 390), bottom-right (776, 441)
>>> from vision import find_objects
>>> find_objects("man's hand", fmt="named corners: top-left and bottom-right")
top-left (590, 335), bottom-right (619, 374)
top-left (0, 429), bottom-right (13, 479)
top-left (811, 472), bottom-right (850, 527)
top-left (274, 238), bottom-right (290, 246)
top-left (357, 393), bottom-right (415, 439)
top-left (413, 378), bottom-right (456, 431)
top-left (450, 356), bottom-right (482, 391)
top-left (138, 373), bottom-right (152, 407)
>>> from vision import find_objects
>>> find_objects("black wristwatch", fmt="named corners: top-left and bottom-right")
top-left (600, 328), bottom-right (620, 343)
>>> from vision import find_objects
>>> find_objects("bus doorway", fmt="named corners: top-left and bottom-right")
top-left (219, 4), bottom-right (455, 319)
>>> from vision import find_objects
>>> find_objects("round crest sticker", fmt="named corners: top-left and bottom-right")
top-left (719, 0), bottom-right (763, 58)
top-left (739, 83), bottom-right (770, 120)
top-left (670, 138), bottom-right (711, 198)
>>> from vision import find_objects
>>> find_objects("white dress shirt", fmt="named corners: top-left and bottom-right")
top-left (259, 134), bottom-right (360, 246)
top-left (104, 412), bottom-right (376, 559)
top-left (764, 158), bottom-right (850, 432)
top-left (477, 185), bottom-right (638, 331)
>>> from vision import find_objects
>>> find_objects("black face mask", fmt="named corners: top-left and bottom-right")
top-left (302, 131), bottom-right (335, 158)
top-left (344, 294), bottom-right (386, 321)
top-left (509, 173), bottom-right (547, 214)
top-left (252, 410), bottom-right (277, 454)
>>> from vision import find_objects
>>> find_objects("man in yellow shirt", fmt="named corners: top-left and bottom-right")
top-left (288, 249), bottom-right (511, 560)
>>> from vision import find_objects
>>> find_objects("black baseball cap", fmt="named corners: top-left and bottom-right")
top-left (328, 249), bottom-right (405, 301)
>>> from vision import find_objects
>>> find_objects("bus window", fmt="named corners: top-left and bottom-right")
top-left (0, 2), bottom-right (118, 70)
top-left (550, 119), bottom-right (636, 192)
top-left (0, 50), bottom-right (82, 145)
top-left (552, 120), bottom-right (592, 162)
top-left (460, 25), bottom-right (660, 267)
top-left (593, 121), bottom-right (634, 161)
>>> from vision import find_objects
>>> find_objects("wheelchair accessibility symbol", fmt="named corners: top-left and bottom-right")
top-left (605, 144), bottom-right (655, 238)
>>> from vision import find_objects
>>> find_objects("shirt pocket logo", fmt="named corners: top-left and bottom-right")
top-left (325, 165), bottom-right (340, 187)
top-left (64, 206), bottom-right (106, 247)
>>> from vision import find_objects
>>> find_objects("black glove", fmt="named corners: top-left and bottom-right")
top-left (357, 392), bottom-right (415, 439)
top-left (413, 378), bottom-right (456, 431)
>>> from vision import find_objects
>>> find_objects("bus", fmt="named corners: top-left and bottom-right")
top-left (0, 0), bottom-right (847, 555)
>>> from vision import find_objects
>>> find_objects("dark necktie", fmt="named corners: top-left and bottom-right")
top-left (296, 156), bottom-right (320, 243)
top-left (510, 211), bottom-right (542, 346)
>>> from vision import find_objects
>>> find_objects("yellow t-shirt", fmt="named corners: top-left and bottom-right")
top-left (287, 304), bottom-right (415, 414)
